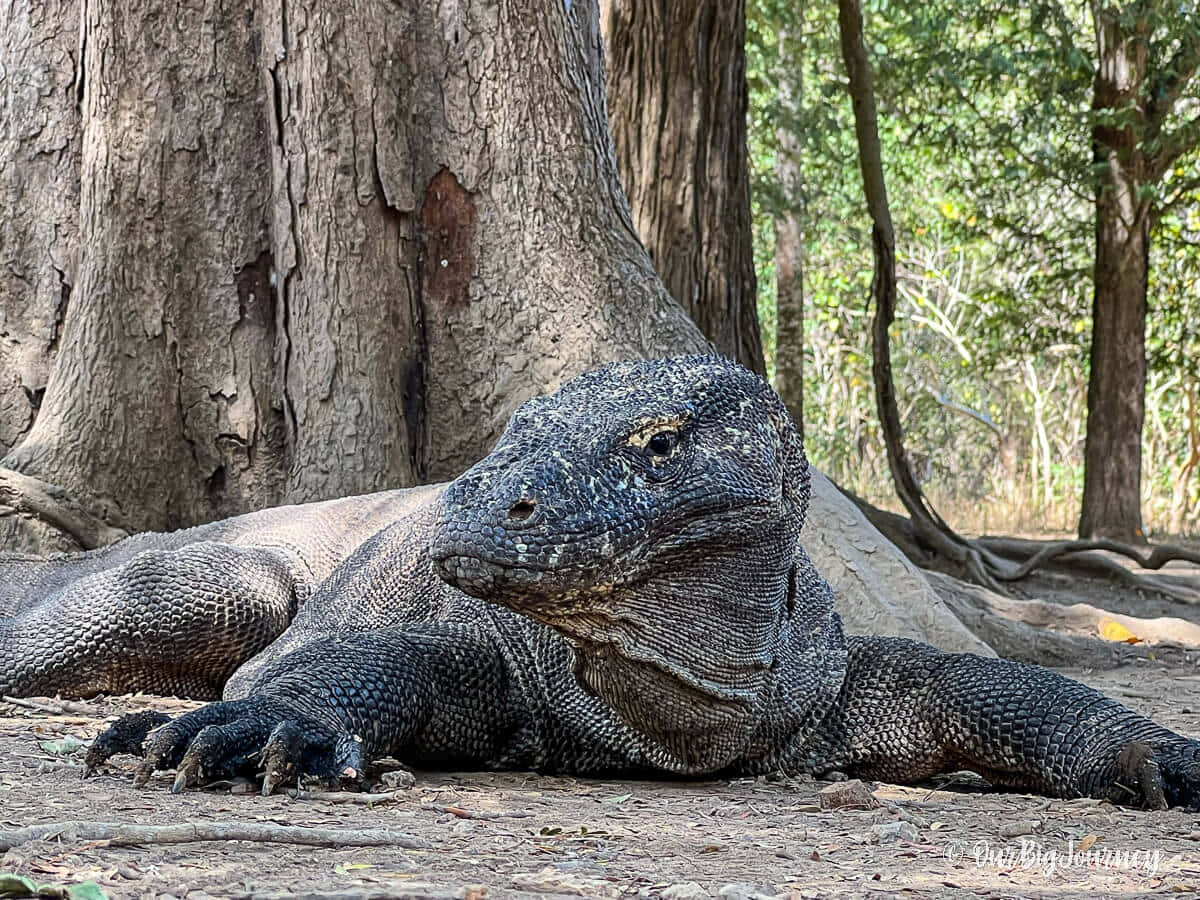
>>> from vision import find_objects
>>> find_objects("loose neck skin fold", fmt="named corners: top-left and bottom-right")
top-left (561, 518), bottom-right (844, 775)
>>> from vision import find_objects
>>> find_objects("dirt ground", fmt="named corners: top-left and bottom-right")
top-left (2, 657), bottom-right (1200, 900)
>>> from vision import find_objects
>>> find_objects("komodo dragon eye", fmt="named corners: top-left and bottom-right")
top-left (646, 430), bottom-right (677, 456)
top-left (626, 418), bottom-right (688, 466)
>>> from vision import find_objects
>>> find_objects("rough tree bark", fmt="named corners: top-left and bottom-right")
top-left (3, 0), bottom-right (284, 539)
top-left (0, 0), bottom-right (81, 550)
top-left (602, 0), bottom-right (765, 374)
top-left (1078, 3), bottom-right (1200, 540)
top-left (1079, 3), bottom-right (1152, 543)
top-left (0, 0), bottom-right (985, 654)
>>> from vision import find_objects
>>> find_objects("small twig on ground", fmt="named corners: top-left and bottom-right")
top-left (419, 803), bottom-right (533, 820)
top-left (0, 821), bottom-right (430, 850)
top-left (285, 789), bottom-right (404, 806)
top-left (2, 695), bottom-right (95, 716)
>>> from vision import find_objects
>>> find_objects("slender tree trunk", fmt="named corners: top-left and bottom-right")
top-left (602, 0), bottom-right (765, 374)
top-left (774, 26), bottom-right (805, 434)
top-left (775, 209), bottom-right (804, 435)
top-left (1079, 3), bottom-right (1151, 542)
top-left (837, 0), bottom-right (1004, 592)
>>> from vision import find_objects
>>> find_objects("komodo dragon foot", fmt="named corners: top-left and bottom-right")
top-left (86, 624), bottom-right (523, 793)
top-left (1108, 740), bottom-right (1200, 809)
top-left (88, 699), bottom-right (360, 794)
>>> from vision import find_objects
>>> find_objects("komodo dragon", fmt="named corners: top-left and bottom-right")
top-left (1, 356), bottom-right (1197, 807)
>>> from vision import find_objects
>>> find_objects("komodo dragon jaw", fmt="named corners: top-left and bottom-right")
top-left (430, 355), bottom-right (828, 771)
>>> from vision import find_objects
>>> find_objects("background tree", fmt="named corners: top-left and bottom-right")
top-left (749, 0), bottom-right (1200, 542)
top-left (772, 18), bottom-right (806, 432)
top-left (1081, 1), bottom-right (1200, 541)
top-left (603, 0), bottom-right (766, 374)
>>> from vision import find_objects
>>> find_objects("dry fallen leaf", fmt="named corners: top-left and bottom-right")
top-left (1099, 619), bottom-right (1141, 644)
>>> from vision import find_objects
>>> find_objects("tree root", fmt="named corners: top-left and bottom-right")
top-left (842, 488), bottom-right (1200, 603)
top-left (0, 468), bottom-right (127, 550)
top-left (928, 571), bottom-right (1200, 668)
top-left (0, 821), bottom-right (430, 851)
top-left (980, 535), bottom-right (1200, 579)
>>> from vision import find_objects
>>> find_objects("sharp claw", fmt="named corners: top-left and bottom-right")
top-left (171, 766), bottom-right (192, 794)
top-left (259, 720), bottom-right (307, 796)
top-left (134, 740), bottom-right (176, 787)
top-left (1113, 741), bottom-right (1170, 810)
top-left (1141, 758), bottom-right (1167, 811)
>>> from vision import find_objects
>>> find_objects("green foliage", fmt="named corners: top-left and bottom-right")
top-left (748, 0), bottom-right (1200, 534)
top-left (0, 874), bottom-right (109, 900)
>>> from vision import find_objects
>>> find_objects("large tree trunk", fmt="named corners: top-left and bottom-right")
top-left (0, 0), bottom-right (82, 550)
top-left (1078, 3), bottom-right (1151, 543)
top-left (0, 0), bottom-right (986, 655)
top-left (4, 0), bottom-right (283, 537)
top-left (602, 0), bottom-right (765, 374)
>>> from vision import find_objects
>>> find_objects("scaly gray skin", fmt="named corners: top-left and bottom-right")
top-left (2, 356), bottom-right (1198, 808)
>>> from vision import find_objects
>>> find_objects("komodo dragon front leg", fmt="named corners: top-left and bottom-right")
top-left (800, 636), bottom-right (1200, 809)
top-left (85, 624), bottom-right (532, 793)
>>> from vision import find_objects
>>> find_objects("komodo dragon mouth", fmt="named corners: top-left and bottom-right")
top-left (429, 499), bottom-right (778, 604)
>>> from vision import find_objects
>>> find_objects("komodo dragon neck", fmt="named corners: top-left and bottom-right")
top-left (471, 513), bottom-right (850, 775)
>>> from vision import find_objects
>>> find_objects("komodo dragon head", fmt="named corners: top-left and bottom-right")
top-left (432, 355), bottom-right (845, 774)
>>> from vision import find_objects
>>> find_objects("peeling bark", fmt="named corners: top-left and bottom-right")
top-left (3, 0), bottom-right (282, 534)
top-left (0, 0), bottom-right (81, 455)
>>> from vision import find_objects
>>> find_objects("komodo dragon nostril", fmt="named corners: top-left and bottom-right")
top-left (508, 498), bottom-right (538, 521)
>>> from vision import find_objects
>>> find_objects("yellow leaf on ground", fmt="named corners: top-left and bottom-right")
top-left (1099, 619), bottom-right (1141, 644)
